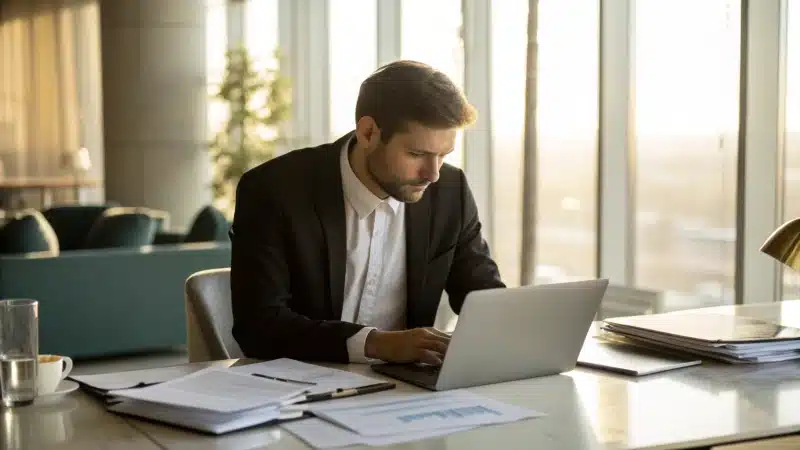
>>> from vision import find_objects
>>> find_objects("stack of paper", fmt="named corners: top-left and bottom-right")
top-left (82, 359), bottom-right (543, 441)
top-left (228, 358), bottom-right (385, 395)
top-left (109, 399), bottom-right (304, 435)
top-left (71, 365), bottom-right (202, 391)
top-left (105, 367), bottom-right (309, 434)
top-left (602, 312), bottom-right (800, 364)
top-left (577, 335), bottom-right (702, 376)
top-left (70, 364), bottom-right (206, 404)
top-left (282, 390), bottom-right (544, 449)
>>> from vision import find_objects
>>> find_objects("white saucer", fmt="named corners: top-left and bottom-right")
top-left (35, 380), bottom-right (79, 403)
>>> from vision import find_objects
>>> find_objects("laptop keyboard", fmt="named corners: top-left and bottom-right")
top-left (406, 363), bottom-right (441, 375)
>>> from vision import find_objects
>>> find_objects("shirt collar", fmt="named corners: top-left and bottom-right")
top-left (340, 136), bottom-right (401, 219)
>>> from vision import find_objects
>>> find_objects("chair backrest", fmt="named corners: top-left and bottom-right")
top-left (42, 204), bottom-right (115, 250)
top-left (0, 208), bottom-right (60, 255)
top-left (84, 207), bottom-right (158, 249)
top-left (184, 267), bottom-right (243, 362)
top-left (185, 205), bottom-right (230, 243)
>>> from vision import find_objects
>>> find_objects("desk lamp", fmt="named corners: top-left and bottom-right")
top-left (760, 217), bottom-right (800, 271)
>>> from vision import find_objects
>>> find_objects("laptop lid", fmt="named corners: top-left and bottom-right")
top-left (433, 279), bottom-right (609, 390)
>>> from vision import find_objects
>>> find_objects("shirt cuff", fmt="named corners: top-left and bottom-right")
top-left (346, 327), bottom-right (379, 363)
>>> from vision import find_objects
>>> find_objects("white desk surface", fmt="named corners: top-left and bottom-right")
top-left (123, 358), bottom-right (800, 450)
top-left (9, 300), bottom-right (800, 449)
top-left (0, 386), bottom-right (160, 450)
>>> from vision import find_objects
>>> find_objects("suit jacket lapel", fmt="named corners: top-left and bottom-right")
top-left (405, 192), bottom-right (431, 326)
top-left (314, 135), bottom-right (350, 319)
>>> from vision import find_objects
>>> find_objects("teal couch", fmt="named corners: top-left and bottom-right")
top-left (0, 242), bottom-right (231, 359)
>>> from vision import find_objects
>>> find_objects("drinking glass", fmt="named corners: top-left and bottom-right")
top-left (0, 299), bottom-right (39, 407)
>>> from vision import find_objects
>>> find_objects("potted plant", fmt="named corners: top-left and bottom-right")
top-left (209, 47), bottom-right (291, 218)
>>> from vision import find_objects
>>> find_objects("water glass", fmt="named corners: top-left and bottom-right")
top-left (0, 299), bottom-right (39, 407)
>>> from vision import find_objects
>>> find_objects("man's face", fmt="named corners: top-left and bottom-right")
top-left (366, 122), bottom-right (457, 203)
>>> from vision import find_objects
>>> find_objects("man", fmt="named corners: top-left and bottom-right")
top-left (230, 60), bottom-right (505, 366)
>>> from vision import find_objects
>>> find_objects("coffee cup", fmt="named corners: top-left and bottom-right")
top-left (36, 355), bottom-right (73, 395)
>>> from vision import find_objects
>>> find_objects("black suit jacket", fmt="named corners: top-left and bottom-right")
top-left (230, 133), bottom-right (505, 363)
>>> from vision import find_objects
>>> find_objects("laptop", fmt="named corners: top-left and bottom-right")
top-left (371, 279), bottom-right (609, 391)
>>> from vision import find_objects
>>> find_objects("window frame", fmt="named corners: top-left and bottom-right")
top-left (266, 0), bottom-right (792, 305)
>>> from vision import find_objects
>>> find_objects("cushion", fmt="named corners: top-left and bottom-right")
top-left (42, 204), bottom-right (115, 250)
top-left (0, 209), bottom-right (59, 255)
top-left (84, 207), bottom-right (158, 249)
top-left (140, 208), bottom-right (170, 232)
top-left (185, 205), bottom-right (230, 243)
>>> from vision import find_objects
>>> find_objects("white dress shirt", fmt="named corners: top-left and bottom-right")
top-left (339, 138), bottom-right (407, 362)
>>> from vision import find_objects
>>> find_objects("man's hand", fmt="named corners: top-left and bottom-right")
top-left (364, 328), bottom-right (451, 365)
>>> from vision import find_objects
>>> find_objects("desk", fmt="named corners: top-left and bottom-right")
top-left (97, 358), bottom-right (800, 450)
top-left (713, 434), bottom-right (800, 449)
top-left (0, 387), bottom-right (160, 449)
top-left (4, 358), bottom-right (800, 449)
top-left (0, 176), bottom-right (102, 208)
top-left (9, 301), bottom-right (800, 449)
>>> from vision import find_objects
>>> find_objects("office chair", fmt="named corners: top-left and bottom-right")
top-left (184, 267), bottom-right (243, 362)
top-left (184, 268), bottom-right (460, 362)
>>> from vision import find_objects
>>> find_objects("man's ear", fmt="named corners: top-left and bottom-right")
top-left (355, 116), bottom-right (381, 149)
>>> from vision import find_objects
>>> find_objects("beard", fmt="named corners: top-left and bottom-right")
top-left (366, 145), bottom-right (429, 203)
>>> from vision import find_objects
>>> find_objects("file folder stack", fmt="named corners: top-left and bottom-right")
top-left (601, 311), bottom-right (800, 364)
top-left (71, 359), bottom-right (396, 435)
top-left (103, 367), bottom-right (310, 434)
top-left (71, 358), bottom-right (545, 441)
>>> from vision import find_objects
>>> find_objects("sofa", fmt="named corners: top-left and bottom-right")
top-left (0, 242), bottom-right (231, 359)
top-left (0, 203), bottom-right (233, 359)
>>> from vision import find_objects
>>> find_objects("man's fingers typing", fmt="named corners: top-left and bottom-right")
top-left (420, 338), bottom-right (448, 355)
top-left (417, 349), bottom-right (444, 366)
top-left (424, 327), bottom-right (451, 339)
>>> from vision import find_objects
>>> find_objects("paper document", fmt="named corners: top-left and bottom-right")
top-left (605, 312), bottom-right (800, 343)
top-left (283, 417), bottom-right (474, 449)
top-left (578, 336), bottom-right (702, 376)
top-left (70, 365), bottom-right (203, 391)
top-left (602, 325), bottom-right (800, 364)
top-left (308, 390), bottom-right (542, 437)
top-left (230, 358), bottom-right (384, 395)
top-left (109, 399), bottom-right (302, 435)
top-left (107, 367), bottom-right (308, 413)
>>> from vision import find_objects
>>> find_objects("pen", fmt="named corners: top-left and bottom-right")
top-left (251, 373), bottom-right (317, 386)
top-left (299, 382), bottom-right (396, 403)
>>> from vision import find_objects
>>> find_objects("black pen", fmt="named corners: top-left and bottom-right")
top-left (299, 382), bottom-right (396, 403)
top-left (251, 373), bottom-right (317, 386)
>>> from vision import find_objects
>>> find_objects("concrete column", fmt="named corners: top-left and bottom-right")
top-left (74, 0), bottom-right (105, 204)
top-left (100, 0), bottom-right (210, 229)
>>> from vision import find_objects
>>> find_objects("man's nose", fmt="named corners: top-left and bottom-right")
top-left (421, 160), bottom-right (440, 184)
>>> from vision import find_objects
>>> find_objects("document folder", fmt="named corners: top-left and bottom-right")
top-left (74, 359), bottom-right (395, 435)
top-left (605, 312), bottom-right (800, 343)
top-left (577, 335), bottom-right (702, 376)
top-left (602, 310), bottom-right (800, 363)
top-left (108, 399), bottom-right (307, 435)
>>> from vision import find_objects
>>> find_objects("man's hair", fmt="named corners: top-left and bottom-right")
top-left (355, 60), bottom-right (477, 142)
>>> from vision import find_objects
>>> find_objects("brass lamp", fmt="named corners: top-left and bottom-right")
top-left (761, 217), bottom-right (800, 271)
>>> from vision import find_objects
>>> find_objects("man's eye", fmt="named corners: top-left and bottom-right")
top-left (409, 152), bottom-right (425, 157)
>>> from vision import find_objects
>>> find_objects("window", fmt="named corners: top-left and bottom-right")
top-left (534, 0), bottom-right (599, 285)
top-left (633, 0), bottom-right (740, 309)
top-left (783, 0), bottom-right (800, 300)
top-left (490, 0), bottom-right (599, 287)
top-left (490, 0), bottom-right (527, 286)
top-left (206, 0), bottom-right (228, 139)
top-left (245, 0), bottom-right (279, 72)
top-left (401, 0), bottom-right (465, 168)
top-left (328, 0), bottom-right (377, 139)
